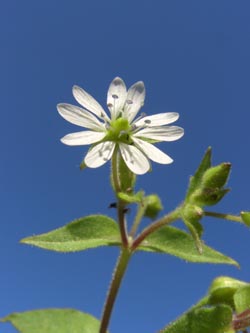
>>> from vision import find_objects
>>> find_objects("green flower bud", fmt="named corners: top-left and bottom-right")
top-left (144, 194), bottom-right (163, 219)
top-left (209, 276), bottom-right (247, 307)
top-left (201, 163), bottom-right (231, 189)
top-left (190, 188), bottom-right (230, 206)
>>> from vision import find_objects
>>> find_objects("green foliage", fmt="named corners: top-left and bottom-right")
top-left (137, 225), bottom-right (238, 265)
top-left (186, 147), bottom-right (212, 199)
top-left (160, 305), bottom-right (233, 333)
top-left (117, 191), bottom-right (143, 203)
top-left (234, 285), bottom-right (250, 313)
top-left (21, 215), bottom-right (120, 252)
top-left (1, 309), bottom-right (103, 333)
top-left (241, 211), bottom-right (250, 227)
top-left (181, 204), bottom-right (204, 253)
top-left (186, 147), bottom-right (231, 207)
top-left (208, 276), bottom-right (248, 308)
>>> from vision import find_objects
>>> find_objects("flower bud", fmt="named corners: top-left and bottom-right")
top-left (144, 195), bottom-right (163, 219)
top-left (190, 188), bottom-right (230, 206)
top-left (201, 163), bottom-right (231, 189)
top-left (209, 276), bottom-right (247, 307)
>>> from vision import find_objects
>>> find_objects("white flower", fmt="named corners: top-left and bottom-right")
top-left (57, 77), bottom-right (184, 175)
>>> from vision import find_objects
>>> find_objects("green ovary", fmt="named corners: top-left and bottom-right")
top-left (106, 118), bottom-right (133, 144)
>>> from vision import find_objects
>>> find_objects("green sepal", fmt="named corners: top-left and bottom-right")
top-left (1, 309), bottom-right (105, 333)
top-left (20, 215), bottom-right (120, 252)
top-left (241, 211), bottom-right (250, 227)
top-left (186, 147), bottom-right (212, 199)
top-left (79, 159), bottom-right (87, 170)
top-left (201, 163), bottom-right (231, 189)
top-left (113, 150), bottom-right (136, 193)
top-left (144, 194), bottom-right (163, 219)
top-left (137, 225), bottom-right (238, 266)
top-left (160, 304), bottom-right (233, 333)
top-left (190, 188), bottom-right (230, 206)
top-left (208, 276), bottom-right (247, 308)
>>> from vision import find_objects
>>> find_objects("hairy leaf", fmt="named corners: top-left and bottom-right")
top-left (160, 305), bottom-right (233, 333)
top-left (138, 225), bottom-right (238, 266)
top-left (186, 147), bottom-right (212, 199)
top-left (21, 215), bottom-right (120, 252)
top-left (1, 308), bottom-right (103, 333)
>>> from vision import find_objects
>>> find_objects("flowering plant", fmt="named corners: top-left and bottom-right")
top-left (2, 78), bottom-right (250, 333)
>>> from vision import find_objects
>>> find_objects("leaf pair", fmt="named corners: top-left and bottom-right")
top-left (21, 214), bottom-right (238, 266)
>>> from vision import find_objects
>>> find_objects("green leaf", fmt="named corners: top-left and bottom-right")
top-left (160, 305), bottom-right (233, 333)
top-left (21, 215), bottom-right (121, 252)
top-left (208, 276), bottom-right (247, 308)
top-left (1, 308), bottom-right (103, 333)
top-left (186, 147), bottom-right (212, 199)
top-left (138, 225), bottom-right (239, 265)
top-left (241, 211), bottom-right (250, 227)
top-left (117, 191), bottom-right (143, 203)
top-left (182, 218), bottom-right (203, 254)
top-left (234, 285), bottom-right (250, 313)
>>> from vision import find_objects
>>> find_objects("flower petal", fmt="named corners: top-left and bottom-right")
top-left (133, 138), bottom-right (173, 164)
top-left (61, 131), bottom-right (106, 146)
top-left (73, 85), bottom-right (109, 120)
top-left (84, 141), bottom-right (115, 168)
top-left (107, 77), bottom-right (127, 119)
top-left (134, 112), bottom-right (179, 127)
top-left (134, 126), bottom-right (184, 142)
top-left (57, 103), bottom-right (105, 131)
top-left (125, 81), bottom-right (145, 122)
top-left (119, 143), bottom-right (150, 175)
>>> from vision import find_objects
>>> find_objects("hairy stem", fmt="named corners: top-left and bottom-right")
top-left (99, 248), bottom-right (131, 333)
top-left (129, 201), bottom-right (146, 237)
top-left (204, 211), bottom-right (243, 223)
top-left (131, 208), bottom-right (180, 251)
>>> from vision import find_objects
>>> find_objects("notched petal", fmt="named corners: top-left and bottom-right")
top-left (135, 126), bottom-right (184, 142)
top-left (119, 143), bottom-right (150, 175)
top-left (73, 85), bottom-right (109, 120)
top-left (61, 131), bottom-right (106, 146)
top-left (84, 141), bottom-right (115, 168)
top-left (133, 138), bottom-right (173, 164)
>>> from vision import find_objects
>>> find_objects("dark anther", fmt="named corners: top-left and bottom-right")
top-left (112, 94), bottom-right (119, 99)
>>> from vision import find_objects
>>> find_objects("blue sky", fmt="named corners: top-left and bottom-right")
top-left (1, 1), bottom-right (250, 332)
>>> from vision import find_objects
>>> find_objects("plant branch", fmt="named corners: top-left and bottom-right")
top-left (204, 211), bottom-right (243, 223)
top-left (131, 208), bottom-right (180, 251)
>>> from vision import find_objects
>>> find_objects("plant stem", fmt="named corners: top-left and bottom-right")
top-left (99, 248), bottom-right (131, 333)
top-left (111, 151), bottom-right (128, 247)
top-left (129, 201), bottom-right (146, 237)
top-left (131, 208), bottom-right (180, 251)
top-left (204, 211), bottom-right (243, 223)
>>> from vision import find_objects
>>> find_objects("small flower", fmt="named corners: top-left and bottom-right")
top-left (57, 77), bottom-right (184, 175)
